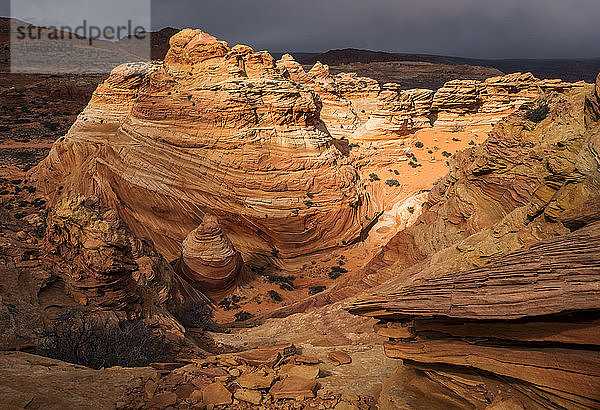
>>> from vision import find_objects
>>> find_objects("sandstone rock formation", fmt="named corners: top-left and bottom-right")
top-left (586, 73), bottom-right (600, 123)
top-left (277, 56), bottom-right (585, 141)
top-left (354, 81), bottom-right (600, 288)
top-left (45, 195), bottom-right (204, 315)
top-left (345, 76), bottom-right (600, 408)
top-left (174, 215), bottom-right (251, 296)
top-left (31, 29), bottom-right (371, 270)
top-left (348, 223), bottom-right (600, 408)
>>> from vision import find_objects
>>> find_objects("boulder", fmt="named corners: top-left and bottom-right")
top-left (235, 373), bottom-right (276, 390)
top-left (269, 376), bottom-right (318, 400)
top-left (234, 388), bottom-right (262, 405)
top-left (328, 351), bottom-right (352, 365)
top-left (201, 382), bottom-right (232, 407)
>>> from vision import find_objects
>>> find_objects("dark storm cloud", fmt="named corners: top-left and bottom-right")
top-left (3, 0), bottom-right (600, 58)
top-left (149, 0), bottom-right (600, 58)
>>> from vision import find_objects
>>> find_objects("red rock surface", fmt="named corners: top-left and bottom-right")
top-left (277, 55), bottom-right (585, 141)
top-left (31, 29), bottom-right (371, 269)
top-left (174, 215), bottom-right (251, 297)
top-left (345, 81), bottom-right (600, 408)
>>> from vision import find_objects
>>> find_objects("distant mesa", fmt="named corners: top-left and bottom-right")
top-left (302, 48), bottom-right (600, 83)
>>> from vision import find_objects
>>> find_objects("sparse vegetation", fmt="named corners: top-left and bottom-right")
top-left (525, 102), bottom-right (549, 123)
top-left (328, 265), bottom-right (348, 279)
top-left (37, 311), bottom-right (174, 369)
top-left (385, 179), bottom-right (400, 187)
top-left (267, 290), bottom-right (283, 302)
top-left (252, 265), bottom-right (296, 291)
top-left (308, 286), bottom-right (326, 295)
top-left (218, 295), bottom-right (243, 310)
top-left (234, 311), bottom-right (254, 322)
top-left (172, 299), bottom-right (214, 329)
top-left (369, 173), bottom-right (380, 182)
top-left (442, 151), bottom-right (452, 157)
top-left (415, 141), bottom-right (424, 148)
top-left (451, 125), bottom-right (465, 133)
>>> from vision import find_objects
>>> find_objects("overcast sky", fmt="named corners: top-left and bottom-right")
top-left (3, 0), bottom-right (600, 59)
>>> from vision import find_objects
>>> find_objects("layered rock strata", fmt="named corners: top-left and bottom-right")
top-left (31, 29), bottom-right (371, 266)
top-left (355, 81), bottom-right (600, 289)
top-left (344, 75), bottom-right (600, 408)
top-left (45, 195), bottom-right (205, 314)
top-left (174, 215), bottom-right (251, 296)
top-left (348, 223), bottom-right (600, 408)
top-left (277, 56), bottom-right (585, 141)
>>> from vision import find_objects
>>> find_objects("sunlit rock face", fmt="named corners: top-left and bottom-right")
top-left (277, 56), bottom-right (585, 141)
top-left (174, 215), bottom-right (251, 297)
top-left (44, 195), bottom-right (204, 315)
top-left (32, 29), bottom-right (372, 269)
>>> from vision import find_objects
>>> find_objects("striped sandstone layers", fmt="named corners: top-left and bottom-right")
top-left (277, 55), bottom-right (585, 141)
top-left (348, 223), bottom-right (600, 409)
top-left (174, 215), bottom-right (251, 296)
top-left (345, 76), bottom-right (600, 408)
top-left (31, 29), bottom-right (372, 268)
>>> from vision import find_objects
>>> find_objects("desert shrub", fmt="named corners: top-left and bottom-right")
top-left (525, 102), bottom-right (549, 123)
top-left (385, 179), bottom-right (400, 187)
top-left (451, 125), bottom-right (465, 133)
top-left (37, 311), bottom-right (174, 369)
top-left (441, 151), bottom-right (451, 157)
top-left (234, 311), bottom-right (254, 322)
top-left (267, 290), bottom-right (283, 302)
top-left (261, 272), bottom-right (295, 291)
top-left (369, 173), bottom-right (380, 182)
top-left (218, 295), bottom-right (243, 310)
top-left (328, 265), bottom-right (348, 279)
top-left (308, 286), bottom-right (326, 295)
top-left (172, 299), bottom-right (214, 329)
top-left (452, 137), bottom-right (461, 142)
top-left (304, 200), bottom-right (314, 208)
top-left (414, 141), bottom-right (424, 148)
top-left (407, 206), bottom-right (415, 214)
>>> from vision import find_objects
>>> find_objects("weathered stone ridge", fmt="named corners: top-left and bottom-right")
top-left (277, 56), bottom-right (585, 141)
top-left (45, 195), bottom-right (204, 314)
top-left (31, 29), bottom-right (372, 269)
top-left (345, 77), bottom-right (600, 409)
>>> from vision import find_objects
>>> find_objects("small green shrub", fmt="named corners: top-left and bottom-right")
top-left (525, 102), bottom-right (549, 123)
top-left (267, 290), bottom-right (283, 302)
top-left (234, 311), bottom-right (254, 322)
top-left (308, 286), bottom-right (326, 295)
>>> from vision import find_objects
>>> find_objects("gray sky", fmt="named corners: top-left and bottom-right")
top-left (4, 0), bottom-right (600, 59)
